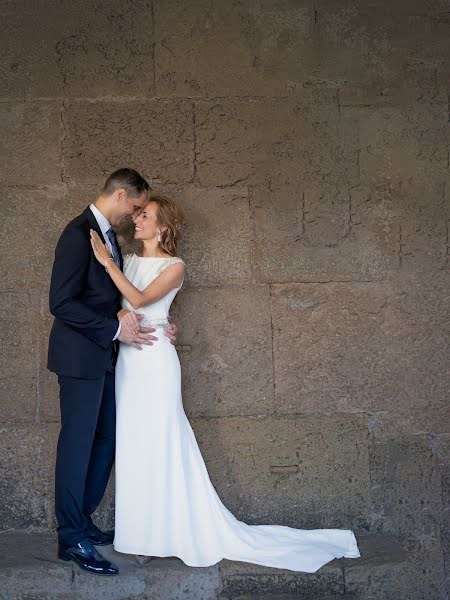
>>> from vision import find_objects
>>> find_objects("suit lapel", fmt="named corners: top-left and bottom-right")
top-left (84, 206), bottom-right (123, 270)
top-left (84, 206), bottom-right (107, 245)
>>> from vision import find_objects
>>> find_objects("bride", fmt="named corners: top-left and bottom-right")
top-left (89, 195), bottom-right (360, 573)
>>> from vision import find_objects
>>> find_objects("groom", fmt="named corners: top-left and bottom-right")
top-left (48, 168), bottom-right (176, 575)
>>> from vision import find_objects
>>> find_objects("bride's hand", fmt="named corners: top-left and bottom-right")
top-left (90, 229), bottom-right (112, 267)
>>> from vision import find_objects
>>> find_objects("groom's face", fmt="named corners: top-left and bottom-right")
top-left (111, 190), bottom-right (148, 227)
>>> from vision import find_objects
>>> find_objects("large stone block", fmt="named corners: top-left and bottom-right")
top-left (195, 94), bottom-right (357, 188)
top-left (0, 292), bottom-right (38, 423)
top-left (340, 104), bottom-right (448, 186)
top-left (176, 186), bottom-right (253, 284)
top-left (271, 273), bottom-right (449, 434)
top-left (0, 102), bottom-right (62, 185)
top-left (172, 285), bottom-right (274, 417)
top-left (368, 434), bottom-right (445, 599)
top-left (0, 6), bottom-right (62, 98)
top-left (252, 182), bottom-right (399, 283)
top-left (154, 0), bottom-right (315, 97)
top-left (0, 185), bottom-right (74, 292)
top-left (63, 99), bottom-right (194, 185)
top-left (191, 415), bottom-right (370, 529)
top-left (0, 0), bottom-right (154, 98)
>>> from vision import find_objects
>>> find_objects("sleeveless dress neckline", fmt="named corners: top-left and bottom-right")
top-left (133, 253), bottom-right (175, 260)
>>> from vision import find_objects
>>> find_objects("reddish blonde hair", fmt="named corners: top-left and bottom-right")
top-left (148, 195), bottom-right (184, 257)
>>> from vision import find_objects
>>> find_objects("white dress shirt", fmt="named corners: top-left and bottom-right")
top-left (89, 204), bottom-right (121, 341)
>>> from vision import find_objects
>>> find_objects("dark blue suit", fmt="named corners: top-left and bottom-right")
top-left (48, 206), bottom-right (122, 547)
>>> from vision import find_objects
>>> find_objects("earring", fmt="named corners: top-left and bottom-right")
top-left (157, 231), bottom-right (162, 243)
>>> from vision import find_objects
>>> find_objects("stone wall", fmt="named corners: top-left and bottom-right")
top-left (0, 0), bottom-right (448, 597)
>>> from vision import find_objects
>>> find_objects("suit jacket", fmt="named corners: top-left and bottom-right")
top-left (47, 206), bottom-right (122, 379)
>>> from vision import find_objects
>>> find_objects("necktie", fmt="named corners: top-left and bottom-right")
top-left (106, 228), bottom-right (120, 267)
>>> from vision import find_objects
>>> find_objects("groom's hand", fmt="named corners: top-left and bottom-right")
top-left (117, 310), bottom-right (158, 350)
top-left (117, 309), bottom-right (142, 336)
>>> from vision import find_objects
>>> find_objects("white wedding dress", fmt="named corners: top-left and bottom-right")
top-left (113, 254), bottom-right (360, 573)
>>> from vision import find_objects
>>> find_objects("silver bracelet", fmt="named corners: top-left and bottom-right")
top-left (104, 257), bottom-right (114, 272)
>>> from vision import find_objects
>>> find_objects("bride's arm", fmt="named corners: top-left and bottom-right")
top-left (90, 230), bottom-right (185, 310)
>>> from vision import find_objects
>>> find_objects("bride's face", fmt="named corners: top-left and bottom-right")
top-left (133, 201), bottom-right (162, 241)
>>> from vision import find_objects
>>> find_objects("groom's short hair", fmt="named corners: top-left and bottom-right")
top-left (102, 168), bottom-right (151, 197)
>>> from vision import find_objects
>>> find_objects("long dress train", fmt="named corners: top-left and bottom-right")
top-left (113, 254), bottom-right (360, 573)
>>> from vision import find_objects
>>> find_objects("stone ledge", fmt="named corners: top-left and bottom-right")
top-left (0, 532), bottom-right (413, 600)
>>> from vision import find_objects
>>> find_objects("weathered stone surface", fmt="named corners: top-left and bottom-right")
top-left (219, 535), bottom-right (409, 600)
top-left (219, 558), bottom-right (343, 599)
top-left (172, 285), bottom-right (274, 417)
top-left (0, 425), bottom-right (57, 530)
top-left (339, 55), bottom-right (448, 107)
top-left (315, 0), bottom-right (449, 105)
top-left (368, 434), bottom-right (445, 599)
top-left (54, 0), bottom-right (154, 98)
top-left (431, 434), bottom-right (450, 598)
top-left (0, 186), bottom-right (72, 291)
top-left (272, 281), bottom-right (393, 414)
top-left (177, 186), bottom-right (253, 284)
top-left (252, 182), bottom-right (399, 283)
top-left (271, 273), bottom-right (449, 434)
top-left (345, 559), bottom-right (427, 600)
top-left (0, 102), bottom-right (62, 185)
top-left (0, 293), bottom-right (38, 423)
top-left (0, 1), bottom-right (154, 98)
top-left (63, 100), bottom-right (194, 184)
top-left (195, 94), bottom-right (357, 188)
top-left (340, 533), bottom-right (428, 600)
top-left (191, 415), bottom-right (370, 529)
top-left (0, 533), bottom-right (221, 600)
top-left (0, 378), bottom-right (35, 424)
top-left (0, 421), bottom-right (114, 532)
top-left (154, 0), bottom-right (315, 98)
top-left (341, 103), bottom-right (448, 186)
top-left (395, 178), bottom-right (448, 273)
top-left (0, 7), bottom-right (62, 98)
top-left (119, 184), bottom-right (253, 283)
top-left (1, 532), bottom-right (423, 600)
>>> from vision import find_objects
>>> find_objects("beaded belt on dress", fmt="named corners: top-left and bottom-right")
top-left (141, 317), bottom-right (171, 329)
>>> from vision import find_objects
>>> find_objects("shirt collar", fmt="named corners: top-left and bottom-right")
top-left (89, 203), bottom-right (111, 237)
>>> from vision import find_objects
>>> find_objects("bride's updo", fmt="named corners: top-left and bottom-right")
top-left (150, 195), bottom-right (184, 257)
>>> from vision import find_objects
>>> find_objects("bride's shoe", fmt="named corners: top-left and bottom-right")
top-left (135, 554), bottom-right (153, 565)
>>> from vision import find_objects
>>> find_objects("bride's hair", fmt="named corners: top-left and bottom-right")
top-left (148, 195), bottom-right (184, 257)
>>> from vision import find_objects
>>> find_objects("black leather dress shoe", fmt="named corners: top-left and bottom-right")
top-left (87, 528), bottom-right (114, 546)
top-left (58, 539), bottom-right (118, 575)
